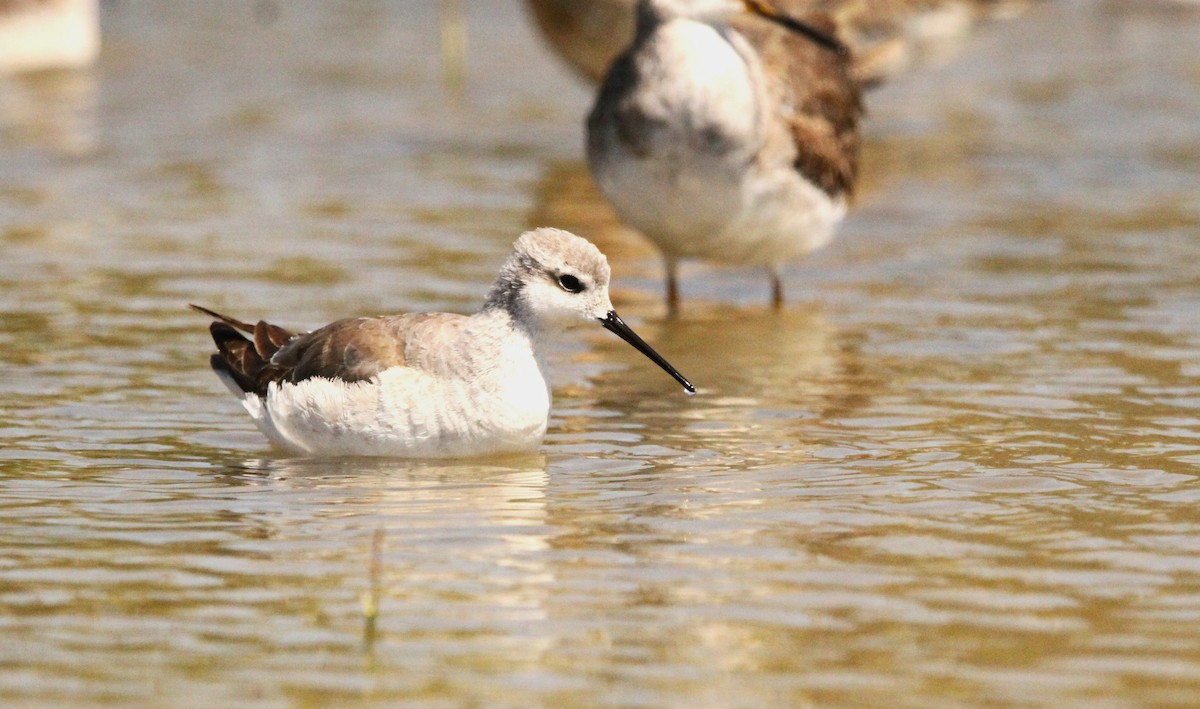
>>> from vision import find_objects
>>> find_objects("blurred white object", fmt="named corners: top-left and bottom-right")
top-left (0, 0), bottom-right (99, 74)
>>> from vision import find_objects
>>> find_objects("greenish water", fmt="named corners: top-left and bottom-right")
top-left (1, 0), bottom-right (1199, 706)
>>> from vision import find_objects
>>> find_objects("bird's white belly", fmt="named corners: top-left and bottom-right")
top-left (240, 363), bottom-right (551, 459)
top-left (601, 150), bottom-right (846, 265)
top-left (591, 20), bottom-right (847, 266)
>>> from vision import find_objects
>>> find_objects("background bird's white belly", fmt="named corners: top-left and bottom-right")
top-left (720, 169), bottom-right (847, 264)
top-left (605, 149), bottom-right (847, 264)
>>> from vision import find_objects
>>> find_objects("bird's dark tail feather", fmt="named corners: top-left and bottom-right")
top-left (191, 304), bottom-right (296, 396)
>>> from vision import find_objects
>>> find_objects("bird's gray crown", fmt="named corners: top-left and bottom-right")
top-left (485, 228), bottom-right (611, 316)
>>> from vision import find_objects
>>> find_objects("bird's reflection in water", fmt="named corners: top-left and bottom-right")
top-left (198, 455), bottom-right (561, 669)
top-left (553, 302), bottom-right (875, 469)
top-left (226, 454), bottom-right (549, 519)
top-left (0, 69), bottom-right (96, 156)
top-left (236, 454), bottom-right (552, 555)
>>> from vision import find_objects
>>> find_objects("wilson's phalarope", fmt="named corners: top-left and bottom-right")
top-left (587, 0), bottom-right (861, 308)
top-left (194, 228), bottom-right (693, 459)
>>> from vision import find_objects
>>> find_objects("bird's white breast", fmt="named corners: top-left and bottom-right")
top-left (641, 21), bottom-right (761, 144)
top-left (594, 21), bottom-right (758, 241)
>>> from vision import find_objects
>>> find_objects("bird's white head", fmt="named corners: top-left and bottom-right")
top-left (487, 227), bottom-right (695, 393)
top-left (489, 227), bottom-right (615, 328)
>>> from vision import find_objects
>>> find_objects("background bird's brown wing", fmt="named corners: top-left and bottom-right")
top-left (736, 9), bottom-right (864, 199)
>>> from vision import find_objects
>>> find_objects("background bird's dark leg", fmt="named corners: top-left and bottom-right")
top-left (769, 266), bottom-right (784, 309)
top-left (665, 256), bottom-right (680, 314)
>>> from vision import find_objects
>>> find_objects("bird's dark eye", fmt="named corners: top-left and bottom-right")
top-left (557, 274), bottom-right (585, 294)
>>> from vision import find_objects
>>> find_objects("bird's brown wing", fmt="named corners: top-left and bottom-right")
top-left (194, 307), bottom-right (451, 397)
top-left (269, 316), bottom-right (414, 387)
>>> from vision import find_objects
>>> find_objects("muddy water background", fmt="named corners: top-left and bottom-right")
top-left (1, 0), bottom-right (1199, 706)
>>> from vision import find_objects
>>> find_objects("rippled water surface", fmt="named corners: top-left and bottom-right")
top-left (2, 0), bottom-right (1199, 706)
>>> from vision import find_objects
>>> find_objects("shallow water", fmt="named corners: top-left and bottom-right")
top-left (1, 0), bottom-right (1199, 706)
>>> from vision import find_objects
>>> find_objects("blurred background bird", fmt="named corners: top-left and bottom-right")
top-left (0, 0), bottom-right (99, 75)
top-left (527, 0), bottom-right (1035, 87)
top-left (527, 0), bottom-right (1037, 308)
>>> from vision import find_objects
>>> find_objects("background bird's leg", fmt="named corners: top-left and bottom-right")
top-left (769, 265), bottom-right (784, 309)
top-left (665, 256), bottom-right (680, 313)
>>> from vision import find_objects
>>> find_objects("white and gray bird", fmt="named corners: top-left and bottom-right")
top-left (586, 0), bottom-right (862, 308)
top-left (194, 228), bottom-right (693, 458)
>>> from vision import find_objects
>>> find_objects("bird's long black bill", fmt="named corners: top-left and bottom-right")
top-left (599, 311), bottom-right (695, 394)
top-left (743, 0), bottom-right (850, 57)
